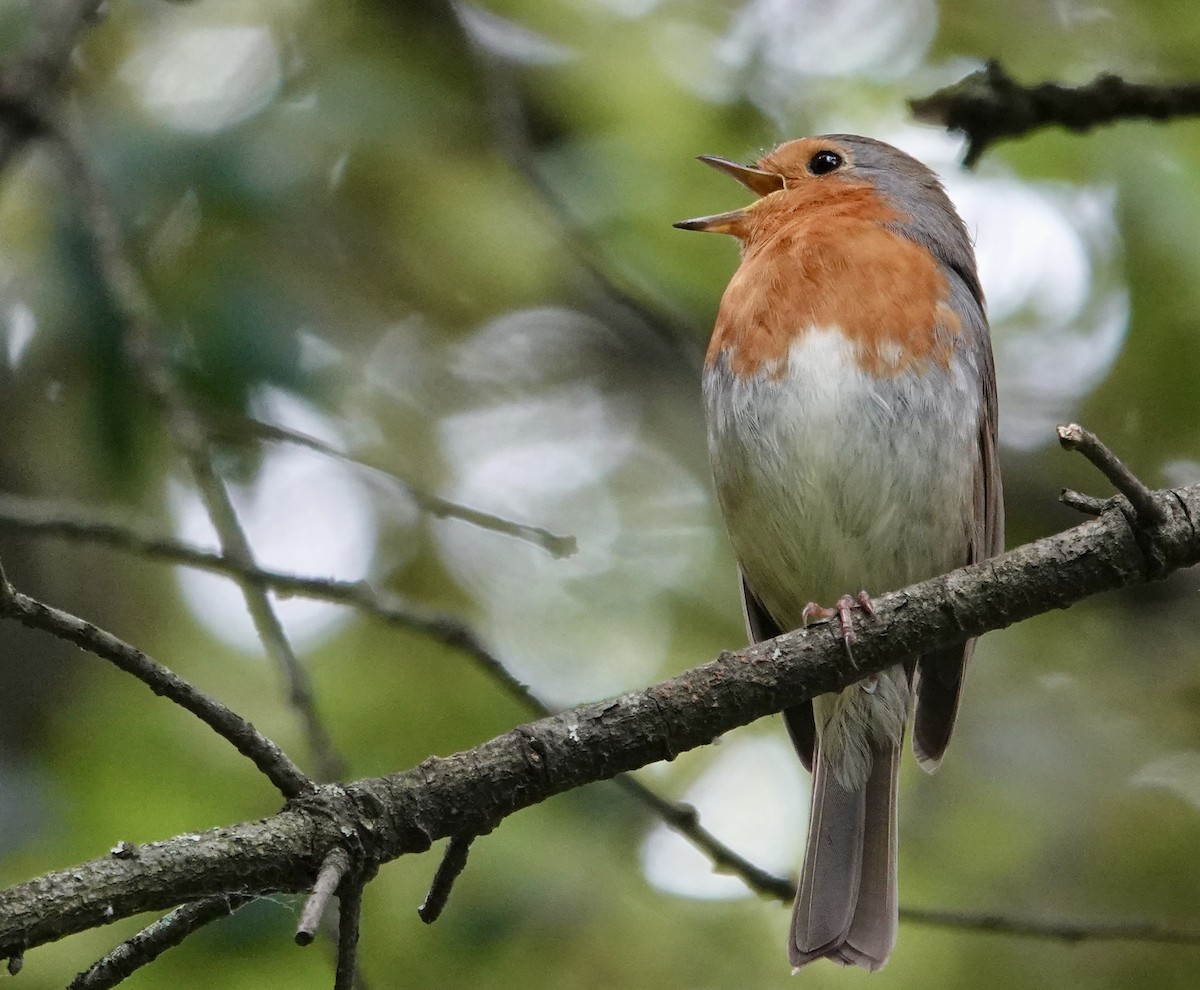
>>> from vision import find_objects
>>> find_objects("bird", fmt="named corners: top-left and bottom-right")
top-left (675, 134), bottom-right (1004, 971)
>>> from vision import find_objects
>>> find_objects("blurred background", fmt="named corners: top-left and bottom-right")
top-left (1, 0), bottom-right (1200, 986)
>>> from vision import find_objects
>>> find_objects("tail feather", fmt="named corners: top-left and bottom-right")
top-left (790, 742), bottom-right (900, 971)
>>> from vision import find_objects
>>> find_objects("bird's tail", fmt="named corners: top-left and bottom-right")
top-left (789, 741), bottom-right (900, 971)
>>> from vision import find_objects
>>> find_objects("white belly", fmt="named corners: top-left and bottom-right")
top-left (704, 329), bottom-right (980, 632)
top-left (705, 330), bottom-right (982, 787)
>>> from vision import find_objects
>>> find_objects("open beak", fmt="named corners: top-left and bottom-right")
top-left (695, 155), bottom-right (785, 196)
top-left (673, 155), bottom-right (785, 234)
top-left (672, 210), bottom-right (749, 234)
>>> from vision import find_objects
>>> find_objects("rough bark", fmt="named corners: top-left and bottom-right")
top-left (1, 484), bottom-right (1196, 958)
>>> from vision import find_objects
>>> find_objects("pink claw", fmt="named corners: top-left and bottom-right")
top-left (801, 591), bottom-right (877, 663)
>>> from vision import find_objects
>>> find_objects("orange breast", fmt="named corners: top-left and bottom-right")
top-left (705, 187), bottom-right (960, 378)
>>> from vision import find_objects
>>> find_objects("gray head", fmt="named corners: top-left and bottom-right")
top-left (675, 134), bottom-right (982, 304)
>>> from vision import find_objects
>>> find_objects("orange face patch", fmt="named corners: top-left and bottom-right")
top-left (705, 179), bottom-right (960, 378)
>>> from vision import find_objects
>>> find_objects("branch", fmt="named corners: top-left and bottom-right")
top-left (0, 558), bottom-right (311, 800)
top-left (334, 884), bottom-right (363, 990)
top-left (898, 906), bottom-right (1200, 947)
top-left (611, 775), bottom-right (794, 901)
top-left (0, 491), bottom-right (798, 902)
top-left (68, 895), bottom-right (253, 990)
top-left (1057, 423), bottom-right (1165, 526)
top-left (207, 415), bottom-right (577, 559)
top-left (45, 114), bottom-right (345, 782)
top-left (3, 478), bottom-right (1197, 958)
top-left (1059, 488), bottom-right (1108, 516)
top-left (296, 848), bottom-right (351, 946)
top-left (418, 834), bottom-right (475, 924)
top-left (910, 61), bottom-right (1200, 166)
top-left (0, 491), bottom-right (538, 706)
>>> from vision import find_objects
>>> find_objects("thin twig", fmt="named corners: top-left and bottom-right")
top-left (1057, 423), bottom-right (1166, 525)
top-left (335, 884), bottom-right (363, 990)
top-left (899, 906), bottom-right (1200, 946)
top-left (207, 416), bottom-right (577, 558)
top-left (418, 834), bottom-right (475, 924)
top-left (911, 61), bottom-right (1200, 166)
top-left (0, 492), bottom-right (542, 705)
top-left (296, 847), bottom-right (352, 947)
top-left (45, 113), bottom-right (345, 782)
top-left (611, 776), bottom-right (795, 901)
top-left (1059, 488), bottom-right (1108, 516)
top-left (68, 895), bottom-right (253, 990)
top-left (0, 556), bottom-right (311, 799)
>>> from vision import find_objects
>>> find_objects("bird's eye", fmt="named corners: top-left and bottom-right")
top-left (807, 150), bottom-right (843, 176)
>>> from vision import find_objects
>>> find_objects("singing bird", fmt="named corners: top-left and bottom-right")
top-left (676, 135), bottom-right (1003, 970)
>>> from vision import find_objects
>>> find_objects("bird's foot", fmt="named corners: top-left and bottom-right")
top-left (801, 590), bottom-right (876, 660)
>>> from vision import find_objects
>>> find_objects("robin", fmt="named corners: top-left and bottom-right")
top-left (675, 135), bottom-right (1004, 970)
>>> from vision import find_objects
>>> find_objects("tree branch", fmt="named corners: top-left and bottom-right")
top-left (898, 906), bottom-right (1200, 947)
top-left (0, 491), bottom-right (542, 706)
top-left (45, 114), bottom-right (345, 782)
top-left (418, 834), bottom-right (475, 924)
top-left (0, 492), bottom-right (800, 903)
top-left (1058, 423), bottom-right (1165, 526)
top-left (334, 883), bottom-right (363, 990)
top-left (0, 557), bottom-right (311, 800)
top-left (296, 848), bottom-right (351, 947)
top-left (206, 415), bottom-right (577, 558)
top-left (68, 895), bottom-right (254, 990)
top-left (910, 61), bottom-right (1200, 166)
top-left (2, 479), bottom-right (1197, 959)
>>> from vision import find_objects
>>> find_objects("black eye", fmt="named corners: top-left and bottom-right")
top-left (808, 150), bottom-right (843, 175)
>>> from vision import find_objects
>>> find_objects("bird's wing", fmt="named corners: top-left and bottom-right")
top-left (912, 281), bottom-right (1004, 771)
top-left (740, 571), bottom-right (817, 772)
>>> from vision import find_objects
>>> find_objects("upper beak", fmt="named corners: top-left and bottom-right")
top-left (694, 155), bottom-right (785, 196)
top-left (673, 155), bottom-right (785, 234)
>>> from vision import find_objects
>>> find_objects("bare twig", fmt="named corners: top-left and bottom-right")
top-left (1059, 488), bottom-right (1108, 516)
top-left (899, 906), bottom-right (1200, 946)
top-left (335, 884), bottom-right (363, 990)
top-left (1057, 423), bottom-right (1166, 526)
top-left (45, 114), bottom-right (345, 782)
top-left (207, 416), bottom-right (577, 558)
top-left (418, 834), bottom-right (475, 924)
top-left (296, 847), bottom-right (352, 947)
top-left (0, 491), bottom-right (546, 705)
top-left (0, 556), bottom-right (311, 799)
top-left (68, 895), bottom-right (253, 990)
top-left (611, 776), bottom-right (795, 901)
top-left (911, 61), bottom-right (1200, 166)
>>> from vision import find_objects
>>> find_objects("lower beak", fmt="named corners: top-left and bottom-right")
top-left (673, 153), bottom-right (782, 235)
top-left (672, 210), bottom-right (748, 235)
